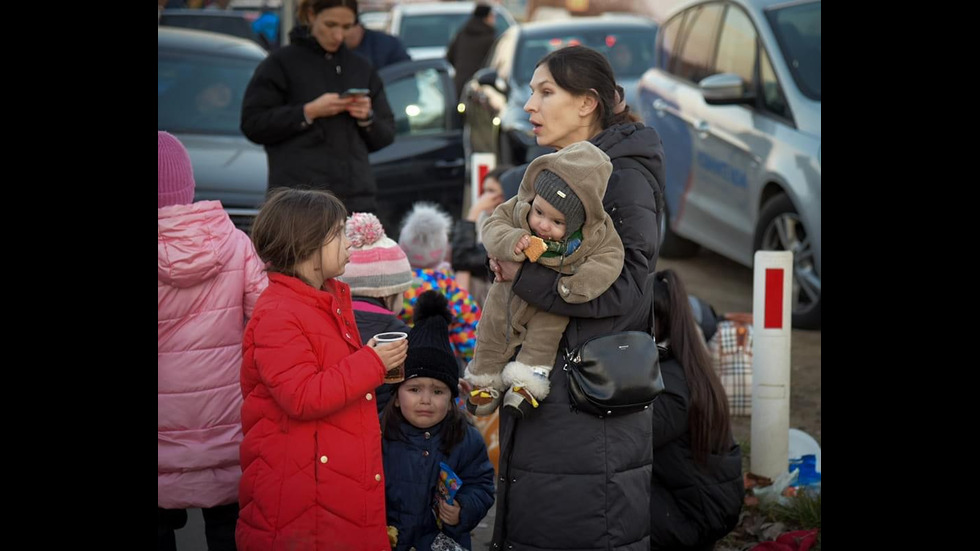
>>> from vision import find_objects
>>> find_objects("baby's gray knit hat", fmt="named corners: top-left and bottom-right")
top-left (533, 169), bottom-right (586, 235)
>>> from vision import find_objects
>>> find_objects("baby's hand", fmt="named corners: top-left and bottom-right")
top-left (514, 234), bottom-right (530, 256)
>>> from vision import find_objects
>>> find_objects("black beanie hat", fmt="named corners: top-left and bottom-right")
top-left (533, 169), bottom-right (586, 235)
top-left (404, 290), bottom-right (460, 398)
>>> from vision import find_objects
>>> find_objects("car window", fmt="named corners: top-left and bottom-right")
top-left (657, 11), bottom-right (686, 71)
top-left (158, 50), bottom-right (261, 135)
top-left (675, 2), bottom-right (724, 84)
top-left (514, 28), bottom-right (657, 86)
top-left (385, 67), bottom-right (448, 136)
top-left (714, 5), bottom-right (756, 90)
top-left (399, 13), bottom-right (470, 48)
top-left (759, 47), bottom-right (791, 121)
top-left (765, 0), bottom-right (820, 100)
top-left (160, 13), bottom-right (259, 44)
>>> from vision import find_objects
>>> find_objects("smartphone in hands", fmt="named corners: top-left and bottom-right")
top-left (340, 88), bottom-right (370, 98)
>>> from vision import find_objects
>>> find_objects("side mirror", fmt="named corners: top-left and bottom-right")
top-left (700, 73), bottom-right (754, 105)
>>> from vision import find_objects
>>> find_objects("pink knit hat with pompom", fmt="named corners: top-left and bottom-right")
top-left (337, 212), bottom-right (414, 297)
top-left (158, 131), bottom-right (196, 208)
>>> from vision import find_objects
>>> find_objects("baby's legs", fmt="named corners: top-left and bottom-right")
top-left (464, 283), bottom-right (524, 415)
top-left (502, 309), bottom-right (569, 416)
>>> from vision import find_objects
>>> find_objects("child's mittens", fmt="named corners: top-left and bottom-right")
top-left (524, 236), bottom-right (548, 262)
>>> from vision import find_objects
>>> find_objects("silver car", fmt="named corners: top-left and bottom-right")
top-left (637, 0), bottom-right (820, 329)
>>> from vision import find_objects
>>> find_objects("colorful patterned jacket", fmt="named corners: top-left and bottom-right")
top-left (400, 267), bottom-right (481, 363)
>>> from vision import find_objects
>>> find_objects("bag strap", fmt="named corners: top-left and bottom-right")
top-left (647, 272), bottom-right (657, 338)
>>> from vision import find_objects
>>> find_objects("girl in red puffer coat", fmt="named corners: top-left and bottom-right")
top-left (237, 188), bottom-right (409, 551)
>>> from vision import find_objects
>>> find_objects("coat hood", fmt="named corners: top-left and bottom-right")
top-left (516, 141), bottom-right (612, 262)
top-left (158, 200), bottom-right (244, 288)
top-left (591, 122), bottom-right (666, 211)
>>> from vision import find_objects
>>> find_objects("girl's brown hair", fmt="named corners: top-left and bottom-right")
top-left (297, 0), bottom-right (358, 25)
top-left (536, 45), bottom-right (642, 129)
top-left (250, 188), bottom-right (347, 285)
top-left (653, 269), bottom-right (732, 466)
top-left (380, 391), bottom-right (469, 455)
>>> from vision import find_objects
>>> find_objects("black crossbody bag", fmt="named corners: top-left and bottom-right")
top-left (563, 289), bottom-right (665, 418)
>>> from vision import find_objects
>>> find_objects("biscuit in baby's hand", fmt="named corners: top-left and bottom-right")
top-left (524, 236), bottom-right (548, 262)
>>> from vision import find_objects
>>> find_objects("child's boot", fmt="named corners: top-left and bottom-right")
top-left (501, 361), bottom-right (551, 418)
top-left (463, 368), bottom-right (504, 417)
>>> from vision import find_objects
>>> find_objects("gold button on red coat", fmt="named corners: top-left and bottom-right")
top-left (375, 474), bottom-right (381, 481)
top-left (320, 456), bottom-right (328, 464)
top-left (366, 393), bottom-right (373, 400)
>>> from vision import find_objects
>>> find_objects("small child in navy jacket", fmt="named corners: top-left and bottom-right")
top-left (380, 290), bottom-right (496, 550)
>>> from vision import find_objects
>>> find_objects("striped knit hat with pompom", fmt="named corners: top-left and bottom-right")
top-left (338, 212), bottom-right (414, 298)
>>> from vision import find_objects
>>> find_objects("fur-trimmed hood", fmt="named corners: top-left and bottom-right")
top-left (513, 141), bottom-right (613, 267)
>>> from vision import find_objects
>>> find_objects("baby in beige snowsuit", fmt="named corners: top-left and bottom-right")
top-left (464, 141), bottom-right (625, 416)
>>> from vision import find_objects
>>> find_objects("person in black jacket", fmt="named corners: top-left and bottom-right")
top-left (337, 211), bottom-right (415, 415)
top-left (650, 269), bottom-right (744, 550)
top-left (240, 0), bottom-right (396, 214)
top-left (484, 45), bottom-right (665, 550)
top-left (446, 3), bottom-right (496, 100)
top-left (380, 290), bottom-right (495, 551)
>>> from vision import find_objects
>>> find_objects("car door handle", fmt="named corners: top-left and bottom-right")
top-left (434, 159), bottom-right (465, 168)
top-left (695, 120), bottom-right (710, 140)
top-left (653, 98), bottom-right (686, 121)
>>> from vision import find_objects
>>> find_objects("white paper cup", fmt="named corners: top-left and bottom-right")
top-left (373, 332), bottom-right (408, 383)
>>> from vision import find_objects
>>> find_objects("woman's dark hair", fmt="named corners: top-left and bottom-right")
top-left (653, 269), bottom-right (732, 465)
top-left (536, 45), bottom-right (642, 129)
top-left (483, 164), bottom-right (514, 184)
top-left (250, 188), bottom-right (347, 285)
top-left (380, 391), bottom-right (469, 455)
top-left (298, 0), bottom-right (358, 24)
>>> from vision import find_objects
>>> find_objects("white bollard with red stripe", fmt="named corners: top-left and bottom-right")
top-left (750, 250), bottom-right (794, 480)
top-left (470, 153), bottom-right (496, 208)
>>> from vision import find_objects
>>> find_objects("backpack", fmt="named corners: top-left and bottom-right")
top-left (707, 314), bottom-right (754, 417)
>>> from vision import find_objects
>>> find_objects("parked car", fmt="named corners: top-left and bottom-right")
top-left (159, 8), bottom-right (273, 50)
top-left (461, 15), bottom-right (658, 167)
top-left (636, 0), bottom-right (820, 329)
top-left (387, 1), bottom-right (517, 60)
top-left (158, 26), bottom-right (466, 238)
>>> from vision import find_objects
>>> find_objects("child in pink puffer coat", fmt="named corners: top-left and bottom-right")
top-left (157, 131), bottom-right (268, 551)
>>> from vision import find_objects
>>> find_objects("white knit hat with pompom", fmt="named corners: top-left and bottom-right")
top-left (337, 212), bottom-right (414, 298)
